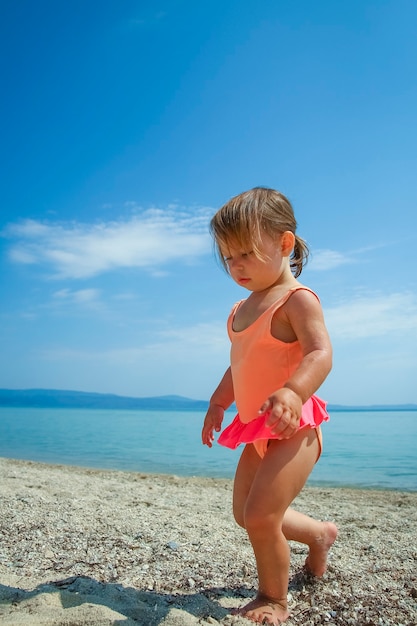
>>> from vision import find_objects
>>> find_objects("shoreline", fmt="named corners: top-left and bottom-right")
top-left (1, 454), bottom-right (415, 494)
top-left (0, 457), bottom-right (416, 625)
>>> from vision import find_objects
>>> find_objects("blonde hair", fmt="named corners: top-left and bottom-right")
top-left (210, 187), bottom-right (309, 278)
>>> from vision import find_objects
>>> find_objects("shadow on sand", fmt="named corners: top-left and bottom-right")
top-left (0, 575), bottom-right (236, 625)
top-left (0, 569), bottom-right (316, 625)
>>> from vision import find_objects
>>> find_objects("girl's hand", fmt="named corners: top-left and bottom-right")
top-left (202, 403), bottom-right (224, 448)
top-left (260, 388), bottom-right (303, 439)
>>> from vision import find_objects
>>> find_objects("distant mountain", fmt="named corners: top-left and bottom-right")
top-left (0, 389), bottom-right (416, 412)
top-left (328, 403), bottom-right (417, 412)
top-left (0, 389), bottom-right (208, 411)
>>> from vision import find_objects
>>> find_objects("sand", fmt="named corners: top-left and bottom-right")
top-left (0, 457), bottom-right (416, 625)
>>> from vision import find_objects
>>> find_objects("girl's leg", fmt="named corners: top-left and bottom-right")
top-left (282, 509), bottom-right (338, 577)
top-left (235, 428), bottom-right (322, 625)
top-left (233, 442), bottom-right (337, 577)
top-left (232, 435), bottom-right (338, 622)
top-left (232, 443), bottom-right (262, 529)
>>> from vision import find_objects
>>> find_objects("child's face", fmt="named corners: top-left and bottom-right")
top-left (220, 232), bottom-right (292, 292)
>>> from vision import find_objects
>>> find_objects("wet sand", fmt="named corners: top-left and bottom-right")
top-left (0, 457), bottom-right (416, 625)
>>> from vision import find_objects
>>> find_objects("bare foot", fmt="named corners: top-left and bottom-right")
top-left (304, 521), bottom-right (338, 577)
top-left (232, 594), bottom-right (290, 624)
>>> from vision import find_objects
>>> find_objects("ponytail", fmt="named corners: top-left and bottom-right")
top-left (291, 235), bottom-right (309, 277)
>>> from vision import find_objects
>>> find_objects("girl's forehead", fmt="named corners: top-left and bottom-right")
top-left (218, 230), bottom-right (279, 251)
top-left (218, 237), bottom-right (249, 253)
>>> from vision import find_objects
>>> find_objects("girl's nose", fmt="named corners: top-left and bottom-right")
top-left (228, 257), bottom-right (242, 270)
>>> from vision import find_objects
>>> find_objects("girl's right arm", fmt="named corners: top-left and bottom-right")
top-left (202, 367), bottom-right (234, 448)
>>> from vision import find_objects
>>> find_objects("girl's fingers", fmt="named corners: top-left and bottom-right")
top-left (268, 408), bottom-right (290, 431)
top-left (259, 398), bottom-right (272, 416)
top-left (265, 406), bottom-right (283, 427)
top-left (278, 425), bottom-right (297, 439)
top-left (202, 426), bottom-right (213, 445)
top-left (269, 410), bottom-right (299, 436)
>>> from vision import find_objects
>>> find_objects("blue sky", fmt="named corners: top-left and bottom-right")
top-left (1, 0), bottom-right (416, 406)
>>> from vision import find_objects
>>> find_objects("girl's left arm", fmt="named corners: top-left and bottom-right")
top-left (282, 289), bottom-right (332, 403)
top-left (264, 289), bottom-right (332, 437)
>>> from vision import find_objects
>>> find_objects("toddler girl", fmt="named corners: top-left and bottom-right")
top-left (202, 187), bottom-right (338, 625)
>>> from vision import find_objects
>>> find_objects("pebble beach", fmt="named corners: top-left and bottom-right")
top-left (0, 456), bottom-right (416, 626)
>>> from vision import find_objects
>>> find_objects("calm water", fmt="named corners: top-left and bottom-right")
top-left (0, 407), bottom-right (416, 491)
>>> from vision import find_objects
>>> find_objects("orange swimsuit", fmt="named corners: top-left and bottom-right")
top-left (218, 286), bottom-right (329, 458)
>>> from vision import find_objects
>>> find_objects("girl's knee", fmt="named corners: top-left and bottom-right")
top-left (244, 508), bottom-right (283, 536)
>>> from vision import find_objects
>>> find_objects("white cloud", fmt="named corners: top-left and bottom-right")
top-left (309, 248), bottom-right (355, 270)
top-left (3, 207), bottom-right (213, 279)
top-left (53, 288), bottom-right (102, 305)
top-left (325, 291), bottom-right (417, 339)
top-left (309, 242), bottom-right (396, 272)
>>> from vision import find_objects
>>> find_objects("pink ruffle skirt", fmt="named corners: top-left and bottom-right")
top-left (218, 394), bottom-right (329, 450)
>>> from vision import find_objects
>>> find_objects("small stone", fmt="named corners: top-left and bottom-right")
top-left (166, 541), bottom-right (179, 550)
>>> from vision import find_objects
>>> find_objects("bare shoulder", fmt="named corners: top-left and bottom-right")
top-left (285, 287), bottom-right (329, 342)
top-left (286, 286), bottom-right (323, 315)
top-left (285, 287), bottom-right (331, 352)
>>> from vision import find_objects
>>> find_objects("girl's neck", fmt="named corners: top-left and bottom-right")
top-left (250, 269), bottom-right (298, 296)
top-left (247, 277), bottom-right (300, 306)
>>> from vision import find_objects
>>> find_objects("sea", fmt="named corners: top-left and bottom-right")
top-left (0, 407), bottom-right (416, 491)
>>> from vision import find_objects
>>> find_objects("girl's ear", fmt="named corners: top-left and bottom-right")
top-left (281, 231), bottom-right (295, 256)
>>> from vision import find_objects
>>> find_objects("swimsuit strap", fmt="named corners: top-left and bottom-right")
top-left (228, 286), bottom-right (319, 335)
top-left (265, 286), bottom-right (320, 317)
